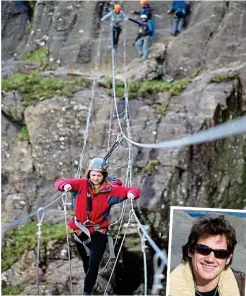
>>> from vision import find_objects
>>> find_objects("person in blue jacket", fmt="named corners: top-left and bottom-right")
top-left (131, 0), bottom-right (156, 37)
top-left (129, 14), bottom-right (152, 61)
top-left (168, 0), bottom-right (189, 36)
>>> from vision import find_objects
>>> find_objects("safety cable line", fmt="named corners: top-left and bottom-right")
top-left (138, 226), bottom-right (148, 296)
top-left (62, 194), bottom-right (74, 295)
top-left (111, 24), bottom-right (123, 134)
top-left (129, 201), bottom-right (167, 295)
top-left (36, 207), bottom-right (45, 295)
top-left (2, 193), bottom-right (67, 233)
top-left (99, 12), bottom-right (131, 276)
top-left (104, 132), bottom-right (124, 161)
top-left (107, 96), bottom-right (114, 152)
top-left (129, 200), bottom-right (167, 264)
top-left (104, 210), bottom-right (134, 295)
top-left (75, 19), bottom-right (104, 178)
top-left (123, 20), bottom-right (133, 188)
top-left (98, 200), bottom-right (128, 275)
top-left (122, 115), bottom-right (246, 149)
top-left (106, 10), bottom-right (167, 295)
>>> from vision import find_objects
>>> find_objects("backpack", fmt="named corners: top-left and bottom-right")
top-left (175, 8), bottom-right (186, 18)
top-left (148, 19), bottom-right (156, 36)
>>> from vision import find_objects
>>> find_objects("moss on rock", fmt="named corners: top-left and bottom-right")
top-left (2, 284), bottom-right (25, 295)
top-left (107, 78), bottom-right (189, 99)
top-left (142, 160), bottom-right (161, 174)
top-left (22, 48), bottom-right (48, 67)
top-left (2, 72), bottom-right (92, 106)
top-left (2, 222), bottom-right (68, 271)
top-left (18, 126), bottom-right (29, 141)
top-left (209, 73), bottom-right (239, 83)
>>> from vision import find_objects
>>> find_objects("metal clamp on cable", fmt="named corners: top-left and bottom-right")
top-left (116, 132), bottom-right (124, 143)
top-left (36, 207), bottom-right (45, 296)
top-left (104, 132), bottom-right (125, 161)
top-left (151, 251), bottom-right (166, 295)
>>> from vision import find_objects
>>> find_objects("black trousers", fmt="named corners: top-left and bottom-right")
top-left (75, 232), bottom-right (108, 294)
top-left (113, 25), bottom-right (122, 46)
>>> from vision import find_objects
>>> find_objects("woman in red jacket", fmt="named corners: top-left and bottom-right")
top-left (55, 158), bottom-right (140, 295)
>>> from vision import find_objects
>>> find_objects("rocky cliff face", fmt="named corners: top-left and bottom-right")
top-left (1, 1), bottom-right (246, 295)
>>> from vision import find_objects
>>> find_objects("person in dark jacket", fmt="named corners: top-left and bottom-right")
top-left (168, 0), bottom-right (189, 36)
top-left (55, 158), bottom-right (140, 295)
top-left (132, 0), bottom-right (152, 20)
top-left (129, 14), bottom-right (152, 61)
top-left (131, 0), bottom-right (156, 37)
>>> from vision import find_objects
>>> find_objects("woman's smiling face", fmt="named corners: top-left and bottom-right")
top-left (89, 171), bottom-right (104, 185)
top-left (189, 234), bottom-right (231, 288)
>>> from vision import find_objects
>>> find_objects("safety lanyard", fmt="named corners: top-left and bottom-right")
top-left (86, 191), bottom-right (92, 222)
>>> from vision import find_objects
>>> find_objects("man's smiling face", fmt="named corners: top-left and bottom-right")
top-left (189, 234), bottom-right (232, 286)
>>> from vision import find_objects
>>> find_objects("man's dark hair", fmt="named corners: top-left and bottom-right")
top-left (182, 215), bottom-right (237, 265)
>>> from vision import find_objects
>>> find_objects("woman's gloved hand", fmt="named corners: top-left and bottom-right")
top-left (64, 184), bottom-right (72, 192)
top-left (127, 192), bottom-right (135, 200)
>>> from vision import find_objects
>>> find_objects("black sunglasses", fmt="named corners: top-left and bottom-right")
top-left (195, 244), bottom-right (230, 259)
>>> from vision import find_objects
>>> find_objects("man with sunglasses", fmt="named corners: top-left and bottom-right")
top-left (169, 215), bottom-right (245, 296)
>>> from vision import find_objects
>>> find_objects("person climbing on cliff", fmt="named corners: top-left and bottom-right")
top-left (132, 0), bottom-right (152, 20)
top-left (55, 158), bottom-right (140, 295)
top-left (131, 0), bottom-right (156, 38)
top-left (101, 4), bottom-right (128, 51)
top-left (131, 0), bottom-right (156, 36)
top-left (128, 14), bottom-right (152, 61)
top-left (168, 0), bottom-right (189, 36)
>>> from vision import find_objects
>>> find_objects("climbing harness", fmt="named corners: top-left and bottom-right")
top-left (72, 190), bottom-right (116, 259)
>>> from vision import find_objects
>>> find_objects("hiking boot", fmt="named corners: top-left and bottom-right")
top-left (92, 282), bottom-right (102, 294)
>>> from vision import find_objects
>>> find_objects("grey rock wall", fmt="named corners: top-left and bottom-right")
top-left (1, 1), bottom-right (246, 294)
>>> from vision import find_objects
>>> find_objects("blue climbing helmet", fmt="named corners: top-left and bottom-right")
top-left (88, 158), bottom-right (108, 172)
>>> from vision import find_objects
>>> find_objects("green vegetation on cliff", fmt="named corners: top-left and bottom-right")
top-left (2, 72), bottom-right (92, 106)
top-left (2, 285), bottom-right (25, 295)
top-left (2, 71), bottom-right (190, 106)
top-left (142, 160), bottom-right (161, 174)
top-left (2, 222), bottom-right (67, 271)
top-left (22, 48), bottom-right (48, 66)
top-left (18, 126), bottom-right (29, 141)
top-left (105, 78), bottom-right (190, 98)
top-left (209, 73), bottom-right (239, 83)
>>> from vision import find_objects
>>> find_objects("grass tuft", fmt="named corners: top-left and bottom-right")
top-left (18, 126), bottom-right (29, 141)
top-left (22, 48), bottom-right (48, 66)
top-left (209, 73), bottom-right (239, 83)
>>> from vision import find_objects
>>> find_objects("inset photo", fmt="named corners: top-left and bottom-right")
top-left (166, 207), bottom-right (246, 296)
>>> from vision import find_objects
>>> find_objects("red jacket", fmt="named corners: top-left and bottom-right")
top-left (55, 178), bottom-right (140, 233)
